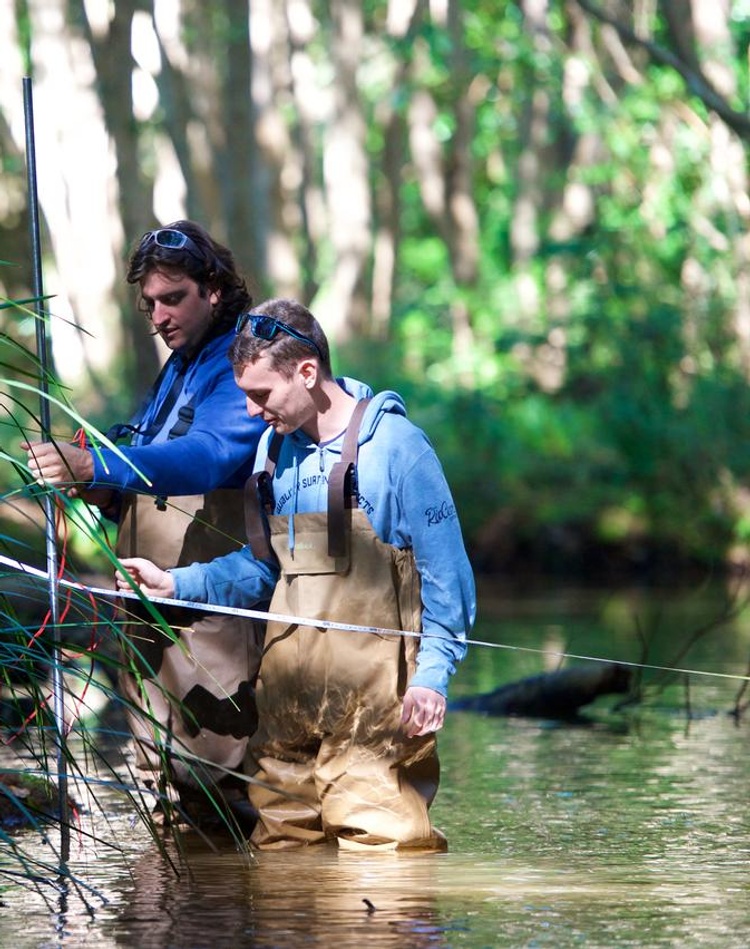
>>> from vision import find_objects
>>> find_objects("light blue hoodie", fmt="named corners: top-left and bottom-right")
top-left (173, 386), bottom-right (476, 696)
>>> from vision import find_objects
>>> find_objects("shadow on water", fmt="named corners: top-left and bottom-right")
top-left (3, 580), bottom-right (750, 947)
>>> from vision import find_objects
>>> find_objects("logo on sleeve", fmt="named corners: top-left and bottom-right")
top-left (426, 500), bottom-right (456, 526)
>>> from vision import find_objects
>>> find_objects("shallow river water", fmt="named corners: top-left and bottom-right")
top-left (2, 579), bottom-right (750, 947)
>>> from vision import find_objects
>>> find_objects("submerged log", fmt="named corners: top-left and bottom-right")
top-left (450, 662), bottom-right (632, 719)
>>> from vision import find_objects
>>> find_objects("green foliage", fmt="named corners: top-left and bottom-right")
top-left (7, 0), bottom-right (750, 586)
top-left (338, 5), bottom-right (750, 577)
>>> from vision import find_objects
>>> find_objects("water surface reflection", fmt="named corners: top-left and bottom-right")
top-left (3, 583), bottom-right (750, 947)
top-left (115, 843), bottom-right (454, 948)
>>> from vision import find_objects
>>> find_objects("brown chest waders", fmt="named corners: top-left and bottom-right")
top-left (243, 400), bottom-right (444, 850)
top-left (117, 488), bottom-right (263, 811)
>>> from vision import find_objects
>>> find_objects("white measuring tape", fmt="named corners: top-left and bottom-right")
top-left (0, 553), bottom-right (424, 640)
top-left (2, 552), bottom-right (749, 682)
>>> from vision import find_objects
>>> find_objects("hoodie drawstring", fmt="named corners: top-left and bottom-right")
top-left (288, 453), bottom-right (299, 556)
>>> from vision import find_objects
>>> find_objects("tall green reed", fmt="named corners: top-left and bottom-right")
top-left (1, 297), bottom-right (254, 893)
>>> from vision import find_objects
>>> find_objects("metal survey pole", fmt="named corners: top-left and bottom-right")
top-left (22, 75), bottom-right (70, 863)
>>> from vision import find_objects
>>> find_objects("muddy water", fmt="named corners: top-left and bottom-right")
top-left (2, 581), bottom-right (750, 947)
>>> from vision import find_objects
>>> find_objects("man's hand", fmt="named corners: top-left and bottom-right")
top-left (401, 686), bottom-right (446, 737)
top-left (22, 440), bottom-right (94, 490)
top-left (116, 558), bottom-right (176, 599)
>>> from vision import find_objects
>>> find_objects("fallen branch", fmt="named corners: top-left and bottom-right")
top-left (450, 662), bottom-right (632, 719)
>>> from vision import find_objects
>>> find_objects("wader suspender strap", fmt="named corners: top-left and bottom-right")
top-left (103, 357), bottom-right (175, 443)
top-left (151, 397), bottom-right (196, 510)
top-left (327, 397), bottom-right (370, 557)
top-left (243, 398), bottom-right (372, 561)
top-left (244, 432), bottom-right (283, 560)
top-left (167, 401), bottom-right (195, 440)
top-left (139, 360), bottom-right (188, 443)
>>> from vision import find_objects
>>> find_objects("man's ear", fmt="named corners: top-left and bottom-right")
top-left (209, 288), bottom-right (221, 310)
top-left (298, 358), bottom-right (318, 389)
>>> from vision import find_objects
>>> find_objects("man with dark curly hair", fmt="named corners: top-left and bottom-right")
top-left (24, 221), bottom-right (265, 828)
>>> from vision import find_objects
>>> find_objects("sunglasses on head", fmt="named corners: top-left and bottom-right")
top-left (236, 312), bottom-right (323, 359)
top-left (140, 228), bottom-right (203, 259)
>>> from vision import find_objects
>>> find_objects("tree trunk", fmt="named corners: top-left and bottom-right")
top-left (370, 0), bottom-right (425, 336)
top-left (69, 0), bottom-right (160, 404)
top-left (319, 0), bottom-right (371, 339)
top-left (214, 0), bottom-right (263, 289)
top-left (250, 0), bottom-right (302, 297)
top-left (285, 0), bottom-right (325, 304)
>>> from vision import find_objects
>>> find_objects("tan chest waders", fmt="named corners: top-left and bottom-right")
top-left (243, 400), bottom-right (444, 851)
top-left (117, 487), bottom-right (263, 819)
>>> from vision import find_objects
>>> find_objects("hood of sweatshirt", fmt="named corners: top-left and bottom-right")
top-left (281, 386), bottom-right (406, 458)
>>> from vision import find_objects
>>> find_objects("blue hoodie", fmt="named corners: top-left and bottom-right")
top-left (89, 329), bottom-right (264, 496)
top-left (173, 387), bottom-right (476, 696)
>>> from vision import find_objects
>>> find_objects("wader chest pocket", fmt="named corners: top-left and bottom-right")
top-left (270, 515), bottom-right (351, 576)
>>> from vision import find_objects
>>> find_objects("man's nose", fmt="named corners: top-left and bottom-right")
top-left (151, 302), bottom-right (170, 324)
top-left (246, 399), bottom-right (263, 417)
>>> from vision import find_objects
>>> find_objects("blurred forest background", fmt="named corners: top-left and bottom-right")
top-left (3, 0), bottom-right (750, 583)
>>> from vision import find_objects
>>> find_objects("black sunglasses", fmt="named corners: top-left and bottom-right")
top-left (236, 312), bottom-right (323, 359)
top-left (140, 228), bottom-right (203, 259)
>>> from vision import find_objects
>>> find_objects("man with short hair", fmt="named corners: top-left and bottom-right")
top-left (117, 297), bottom-right (476, 851)
top-left (24, 221), bottom-right (265, 827)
